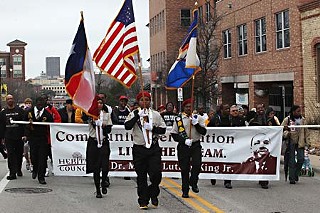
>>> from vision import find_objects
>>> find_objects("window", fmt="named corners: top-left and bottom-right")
top-left (181, 9), bottom-right (191, 26)
top-left (255, 17), bottom-right (267, 53)
top-left (0, 58), bottom-right (6, 78)
top-left (13, 69), bottom-right (23, 78)
top-left (276, 10), bottom-right (290, 49)
top-left (205, 2), bottom-right (211, 22)
top-left (238, 24), bottom-right (247, 56)
top-left (198, 6), bottom-right (203, 24)
top-left (13, 56), bottom-right (22, 65)
top-left (223, 29), bottom-right (231, 58)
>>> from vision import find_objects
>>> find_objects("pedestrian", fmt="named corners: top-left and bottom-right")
top-left (281, 105), bottom-right (310, 184)
top-left (23, 98), bottom-right (33, 172)
top-left (58, 99), bottom-right (76, 123)
top-left (171, 98), bottom-right (207, 198)
top-left (161, 102), bottom-right (178, 126)
top-left (23, 96), bottom-right (53, 184)
top-left (124, 91), bottom-right (166, 209)
top-left (113, 95), bottom-right (131, 125)
top-left (113, 95), bottom-right (131, 180)
top-left (42, 95), bottom-right (61, 177)
top-left (0, 94), bottom-right (25, 180)
top-left (249, 103), bottom-right (269, 189)
top-left (86, 97), bottom-right (113, 198)
top-left (97, 92), bottom-right (115, 186)
top-left (208, 104), bottom-right (244, 189)
top-left (266, 107), bottom-right (280, 126)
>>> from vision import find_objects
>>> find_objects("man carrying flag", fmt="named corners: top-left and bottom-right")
top-left (65, 12), bottom-right (98, 119)
top-left (93, 0), bottom-right (139, 88)
top-left (165, 7), bottom-right (201, 89)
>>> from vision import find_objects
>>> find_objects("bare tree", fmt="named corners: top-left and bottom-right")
top-left (196, 3), bottom-right (222, 110)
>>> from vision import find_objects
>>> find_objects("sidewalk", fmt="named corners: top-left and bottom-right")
top-left (280, 154), bottom-right (320, 174)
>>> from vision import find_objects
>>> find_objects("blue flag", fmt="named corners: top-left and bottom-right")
top-left (165, 8), bottom-right (201, 89)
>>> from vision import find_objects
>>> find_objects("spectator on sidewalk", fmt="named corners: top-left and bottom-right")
top-left (0, 94), bottom-right (25, 180)
top-left (282, 105), bottom-right (310, 184)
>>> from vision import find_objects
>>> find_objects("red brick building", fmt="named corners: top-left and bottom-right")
top-left (197, 0), bottom-right (304, 120)
top-left (150, 0), bottom-right (310, 120)
top-left (0, 39), bottom-right (27, 81)
top-left (149, 0), bottom-right (196, 109)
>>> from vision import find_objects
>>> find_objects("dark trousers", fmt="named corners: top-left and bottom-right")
top-left (29, 138), bottom-right (48, 181)
top-left (177, 141), bottom-right (202, 194)
top-left (133, 143), bottom-right (162, 206)
top-left (5, 138), bottom-right (24, 175)
top-left (288, 143), bottom-right (304, 181)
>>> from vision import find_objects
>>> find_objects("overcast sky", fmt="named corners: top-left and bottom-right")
top-left (0, 0), bottom-right (150, 79)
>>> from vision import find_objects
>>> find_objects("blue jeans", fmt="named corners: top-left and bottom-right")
top-left (288, 142), bottom-right (304, 181)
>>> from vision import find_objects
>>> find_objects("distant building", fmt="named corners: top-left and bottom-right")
top-left (0, 39), bottom-right (27, 81)
top-left (46, 57), bottom-right (60, 79)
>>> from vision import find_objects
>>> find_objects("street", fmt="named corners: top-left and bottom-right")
top-left (0, 157), bottom-right (319, 213)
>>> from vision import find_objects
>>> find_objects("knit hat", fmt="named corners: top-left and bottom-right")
top-left (136, 91), bottom-right (151, 101)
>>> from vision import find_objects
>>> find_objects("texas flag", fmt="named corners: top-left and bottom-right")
top-left (65, 14), bottom-right (98, 119)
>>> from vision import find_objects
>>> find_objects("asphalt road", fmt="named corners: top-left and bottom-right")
top-left (0, 157), bottom-right (319, 213)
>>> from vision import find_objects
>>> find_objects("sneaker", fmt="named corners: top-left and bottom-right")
top-left (182, 193), bottom-right (189, 198)
top-left (7, 175), bottom-right (17, 180)
top-left (151, 197), bottom-right (158, 207)
top-left (210, 179), bottom-right (216, 185)
top-left (191, 184), bottom-right (199, 193)
top-left (17, 171), bottom-right (23, 177)
top-left (29, 165), bottom-right (33, 172)
top-left (224, 183), bottom-right (232, 189)
top-left (139, 204), bottom-right (148, 210)
top-left (290, 180), bottom-right (296, 184)
top-left (261, 184), bottom-right (269, 189)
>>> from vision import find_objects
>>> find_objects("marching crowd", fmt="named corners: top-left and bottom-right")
top-left (0, 92), bottom-right (309, 210)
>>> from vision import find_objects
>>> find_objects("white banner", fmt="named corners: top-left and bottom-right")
top-left (50, 124), bottom-right (283, 180)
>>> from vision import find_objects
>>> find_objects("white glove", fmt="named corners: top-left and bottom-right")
top-left (185, 139), bottom-right (193, 147)
top-left (95, 120), bottom-right (102, 126)
top-left (191, 114), bottom-right (198, 125)
top-left (138, 109), bottom-right (148, 117)
top-left (143, 122), bottom-right (153, 131)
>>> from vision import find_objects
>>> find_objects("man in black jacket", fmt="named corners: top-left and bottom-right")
top-left (0, 94), bottom-right (25, 180)
top-left (58, 99), bottom-right (76, 123)
top-left (23, 96), bottom-right (53, 184)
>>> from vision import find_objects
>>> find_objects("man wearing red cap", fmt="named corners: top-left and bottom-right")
top-left (124, 91), bottom-right (166, 210)
top-left (171, 98), bottom-right (207, 198)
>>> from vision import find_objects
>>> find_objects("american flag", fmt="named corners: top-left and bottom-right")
top-left (93, 0), bottom-right (139, 88)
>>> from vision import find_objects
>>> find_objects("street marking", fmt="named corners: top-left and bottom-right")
top-left (163, 178), bottom-right (224, 213)
top-left (163, 178), bottom-right (225, 213)
top-left (161, 179), bottom-right (210, 213)
top-left (0, 172), bottom-right (10, 193)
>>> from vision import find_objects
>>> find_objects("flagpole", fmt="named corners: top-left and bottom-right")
top-left (137, 50), bottom-right (146, 108)
top-left (189, 75), bottom-right (195, 137)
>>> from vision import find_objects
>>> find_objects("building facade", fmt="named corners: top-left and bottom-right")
top-left (0, 39), bottom-right (27, 81)
top-left (149, 0), bottom-right (196, 108)
top-left (299, 0), bottom-right (320, 120)
top-left (195, 0), bottom-right (304, 120)
top-left (46, 56), bottom-right (60, 79)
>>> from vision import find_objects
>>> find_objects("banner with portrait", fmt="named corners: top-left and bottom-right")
top-left (50, 124), bottom-right (283, 180)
